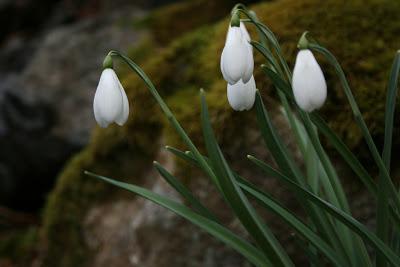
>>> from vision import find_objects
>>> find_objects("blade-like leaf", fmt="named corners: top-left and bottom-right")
top-left (247, 157), bottom-right (400, 267)
top-left (310, 114), bottom-right (377, 195)
top-left (254, 91), bottom-right (303, 184)
top-left (236, 176), bottom-right (346, 267)
top-left (254, 91), bottom-right (353, 264)
top-left (200, 90), bottom-right (294, 267)
top-left (376, 51), bottom-right (400, 267)
top-left (251, 41), bottom-right (281, 73)
top-left (153, 161), bottom-right (218, 222)
top-left (165, 146), bottom-right (198, 166)
top-left (260, 61), bottom-right (378, 199)
top-left (309, 44), bottom-right (400, 214)
top-left (262, 60), bottom-right (378, 198)
top-left (261, 66), bottom-right (293, 98)
top-left (85, 171), bottom-right (270, 267)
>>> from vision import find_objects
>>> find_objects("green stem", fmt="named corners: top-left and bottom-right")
top-left (107, 50), bottom-right (220, 191)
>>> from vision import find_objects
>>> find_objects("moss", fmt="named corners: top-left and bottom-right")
top-left (39, 18), bottom-right (220, 267)
top-left (0, 227), bottom-right (38, 265)
top-left (252, 0), bottom-right (400, 152)
top-left (146, 0), bottom-right (259, 45)
top-left (39, 0), bottom-right (400, 265)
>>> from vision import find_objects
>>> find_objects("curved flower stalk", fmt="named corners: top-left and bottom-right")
top-left (292, 49), bottom-right (327, 112)
top-left (227, 75), bottom-right (256, 111)
top-left (93, 56), bottom-right (129, 128)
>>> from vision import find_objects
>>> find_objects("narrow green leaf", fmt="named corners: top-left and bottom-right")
top-left (200, 90), bottom-right (294, 267)
top-left (261, 61), bottom-right (378, 198)
top-left (153, 161), bottom-right (218, 222)
top-left (165, 146), bottom-right (198, 166)
top-left (254, 91), bottom-right (304, 184)
top-left (85, 171), bottom-right (270, 267)
top-left (305, 139), bottom-right (319, 193)
top-left (309, 44), bottom-right (400, 214)
top-left (254, 91), bottom-right (354, 264)
top-left (250, 41), bottom-right (281, 73)
top-left (261, 66), bottom-right (293, 98)
top-left (247, 158), bottom-right (400, 267)
top-left (236, 176), bottom-right (347, 267)
top-left (298, 112), bottom-right (349, 212)
top-left (310, 114), bottom-right (377, 195)
top-left (376, 51), bottom-right (400, 267)
top-left (382, 50), bottom-right (400, 176)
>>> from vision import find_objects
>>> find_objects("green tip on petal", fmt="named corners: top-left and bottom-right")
top-left (103, 54), bottom-right (114, 69)
top-left (297, 31), bottom-right (310, 50)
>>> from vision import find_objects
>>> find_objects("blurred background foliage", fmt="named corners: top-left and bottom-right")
top-left (0, 0), bottom-right (399, 266)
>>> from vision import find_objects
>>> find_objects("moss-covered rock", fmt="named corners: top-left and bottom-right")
top-left (0, 226), bottom-right (37, 266)
top-left (142, 0), bottom-right (260, 45)
top-left (38, 0), bottom-right (400, 266)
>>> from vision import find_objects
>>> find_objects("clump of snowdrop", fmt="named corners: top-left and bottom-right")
top-left (292, 33), bottom-right (327, 112)
top-left (221, 12), bottom-right (256, 111)
top-left (93, 55), bottom-right (129, 128)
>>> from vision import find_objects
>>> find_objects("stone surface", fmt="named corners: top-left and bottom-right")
top-left (0, 2), bottom-right (147, 210)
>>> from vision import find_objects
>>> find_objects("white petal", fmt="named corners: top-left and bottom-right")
top-left (220, 48), bottom-right (229, 82)
top-left (221, 26), bottom-right (252, 85)
top-left (244, 76), bottom-right (256, 110)
top-left (93, 98), bottom-right (109, 128)
top-left (242, 44), bottom-right (254, 83)
top-left (240, 21), bottom-right (253, 82)
top-left (227, 76), bottom-right (256, 111)
top-left (292, 49), bottom-right (327, 112)
top-left (93, 69), bottom-right (124, 127)
top-left (115, 79), bottom-right (129, 126)
top-left (240, 22), bottom-right (251, 43)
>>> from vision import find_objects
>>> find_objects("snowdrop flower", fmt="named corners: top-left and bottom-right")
top-left (292, 49), bottom-right (327, 112)
top-left (220, 22), bottom-right (254, 85)
top-left (93, 68), bottom-right (129, 128)
top-left (227, 75), bottom-right (256, 111)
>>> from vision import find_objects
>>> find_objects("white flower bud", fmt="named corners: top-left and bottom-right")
top-left (93, 68), bottom-right (129, 128)
top-left (221, 25), bottom-right (254, 85)
top-left (227, 75), bottom-right (256, 111)
top-left (292, 49), bottom-right (327, 112)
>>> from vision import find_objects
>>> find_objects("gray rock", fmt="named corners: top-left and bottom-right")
top-left (0, 4), bottom-right (147, 210)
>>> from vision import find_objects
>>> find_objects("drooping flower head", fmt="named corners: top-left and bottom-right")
top-left (292, 34), bottom-right (327, 112)
top-left (93, 55), bottom-right (129, 128)
top-left (220, 17), bottom-right (254, 85)
top-left (221, 12), bottom-right (256, 111)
